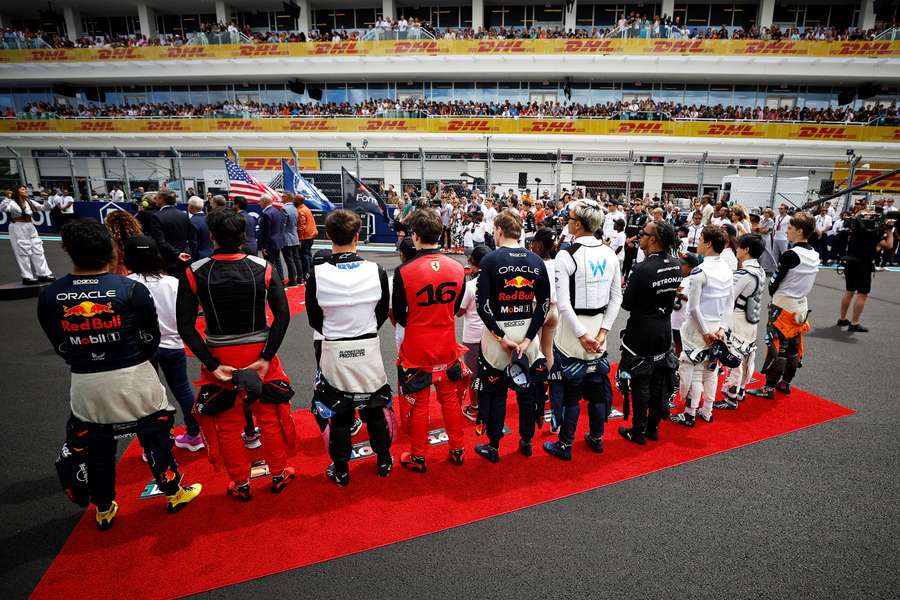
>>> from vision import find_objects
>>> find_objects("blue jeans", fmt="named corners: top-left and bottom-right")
top-left (152, 347), bottom-right (200, 436)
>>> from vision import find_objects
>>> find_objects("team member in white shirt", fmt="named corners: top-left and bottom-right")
top-left (772, 204), bottom-right (792, 261)
top-left (813, 205), bottom-right (833, 263)
top-left (685, 211), bottom-right (704, 253)
top-left (124, 236), bottom-right (204, 451)
top-left (670, 226), bottom-right (734, 427)
top-left (457, 245), bottom-right (490, 423)
top-left (602, 201), bottom-right (625, 243)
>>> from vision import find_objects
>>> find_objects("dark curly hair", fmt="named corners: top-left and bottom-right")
top-left (61, 219), bottom-right (114, 270)
top-left (206, 208), bottom-right (245, 251)
top-left (654, 220), bottom-right (678, 254)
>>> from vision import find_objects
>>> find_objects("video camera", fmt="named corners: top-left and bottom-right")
top-left (850, 208), bottom-right (899, 233)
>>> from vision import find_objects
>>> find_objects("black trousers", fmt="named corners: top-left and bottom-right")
top-left (283, 244), bottom-right (301, 283)
top-left (66, 411), bottom-right (182, 510)
top-left (329, 406), bottom-right (391, 473)
top-left (622, 245), bottom-right (638, 280)
top-left (630, 368), bottom-right (669, 434)
top-left (478, 384), bottom-right (540, 448)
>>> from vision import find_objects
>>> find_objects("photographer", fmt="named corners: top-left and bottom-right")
top-left (836, 209), bottom-right (896, 333)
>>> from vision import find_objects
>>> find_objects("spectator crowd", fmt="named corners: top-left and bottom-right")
top-left (11, 98), bottom-right (898, 125)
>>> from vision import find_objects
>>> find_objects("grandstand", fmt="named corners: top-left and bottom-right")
top-left (1, 0), bottom-right (898, 204)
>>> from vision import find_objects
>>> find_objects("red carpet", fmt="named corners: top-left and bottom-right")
top-left (31, 375), bottom-right (852, 600)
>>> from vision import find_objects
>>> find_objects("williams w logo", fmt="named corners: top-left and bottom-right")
top-left (588, 259), bottom-right (607, 278)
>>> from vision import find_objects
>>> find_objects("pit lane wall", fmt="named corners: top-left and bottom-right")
top-left (2, 39), bottom-right (898, 62)
top-left (4, 118), bottom-right (899, 144)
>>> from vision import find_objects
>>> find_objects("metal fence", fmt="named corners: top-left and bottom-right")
top-left (6, 144), bottom-right (896, 215)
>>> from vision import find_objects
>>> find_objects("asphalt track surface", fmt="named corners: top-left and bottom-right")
top-left (2, 241), bottom-right (898, 600)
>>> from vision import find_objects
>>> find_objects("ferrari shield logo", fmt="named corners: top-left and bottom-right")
top-left (431, 260), bottom-right (440, 272)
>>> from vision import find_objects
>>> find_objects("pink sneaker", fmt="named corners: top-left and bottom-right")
top-left (174, 433), bottom-right (205, 452)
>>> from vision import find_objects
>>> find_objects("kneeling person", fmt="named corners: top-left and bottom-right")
top-left (306, 210), bottom-right (394, 486)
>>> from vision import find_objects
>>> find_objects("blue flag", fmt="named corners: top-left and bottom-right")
top-left (282, 159), bottom-right (335, 212)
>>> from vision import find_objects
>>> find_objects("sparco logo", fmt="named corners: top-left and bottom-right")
top-left (797, 126), bottom-right (850, 140)
top-left (702, 124), bottom-right (757, 136)
top-left (146, 121), bottom-right (188, 131)
top-left (530, 121), bottom-right (579, 133)
top-left (365, 120), bottom-right (411, 131)
top-left (314, 42), bottom-right (358, 55)
top-left (744, 41), bottom-right (799, 55)
top-left (216, 121), bottom-right (256, 131)
top-left (615, 122), bottom-right (665, 134)
top-left (651, 40), bottom-right (705, 53)
top-left (289, 119), bottom-right (334, 131)
top-left (562, 40), bottom-right (614, 53)
top-left (475, 40), bottom-right (526, 53)
top-left (338, 349), bottom-right (366, 359)
top-left (394, 41), bottom-right (441, 53)
top-left (447, 120), bottom-right (492, 132)
top-left (837, 42), bottom-right (892, 56)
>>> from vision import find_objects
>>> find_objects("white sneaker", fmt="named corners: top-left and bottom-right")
top-left (608, 408), bottom-right (624, 419)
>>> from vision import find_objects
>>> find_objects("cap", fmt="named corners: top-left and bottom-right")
top-left (232, 369), bottom-right (263, 403)
top-left (681, 252), bottom-right (700, 269)
top-left (531, 227), bottom-right (556, 248)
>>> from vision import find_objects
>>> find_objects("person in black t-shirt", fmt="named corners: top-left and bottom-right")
top-left (837, 211), bottom-right (895, 332)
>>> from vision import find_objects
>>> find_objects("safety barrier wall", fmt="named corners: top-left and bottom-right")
top-left (1, 39), bottom-right (898, 63)
top-left (2, 118), bottom-right (899, 143)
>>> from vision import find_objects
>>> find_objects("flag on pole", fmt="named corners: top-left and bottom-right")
top-left (225, 158), bottom-right (282, 205)
top-left (341, 167), bottom-right (391, 222)
top-left (281, 159), bottom-right (336, 212)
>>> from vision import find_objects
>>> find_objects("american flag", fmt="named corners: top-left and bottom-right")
top-left (224, 158), bottom-right (282, 204)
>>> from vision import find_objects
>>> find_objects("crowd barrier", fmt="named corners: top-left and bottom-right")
top-left (1, 39), bottom-right (898, 63)
top-left (2, 117), bottom-right (899, 143)
top-left (0, 201), bottom-right (399, 242)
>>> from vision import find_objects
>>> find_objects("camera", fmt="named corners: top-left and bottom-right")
top-left (851, 209), bottom-right (900, 233)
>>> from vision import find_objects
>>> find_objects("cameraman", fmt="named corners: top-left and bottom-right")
top-left (837, 209), bottom-right (895, 332)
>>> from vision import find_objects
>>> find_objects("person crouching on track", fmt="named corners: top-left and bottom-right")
top-left (714, 234), bottom-right (766, 409)
top-left (542, 200), bottom-right (622, 460)
top-left (670, 226), bottom-right (734, 427)
top-left (473, 211), bottom-right (552, 462)
top-left (306, 209), bottom-right (394, 486)
top-left (393, 209), bottom-right (469, 473)
top-left (38, 219), bottom-right (200, 530)
top-left (176, 209), bottom-right (297, 501)
top-left (617, 220), bottom-right (681, 445)
top-left (747, 212), bottom-right (819, 399)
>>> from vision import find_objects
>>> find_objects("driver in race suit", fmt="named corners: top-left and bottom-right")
top-left (177, 209), bottom-right (296, 501)
top-left (392, 209), bottom-right (468, 473)
top-left (305, 209), bottom-right (394, 487)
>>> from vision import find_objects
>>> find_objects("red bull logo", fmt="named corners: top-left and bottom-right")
top-left (504, 276), bottom-right (533, 288)
top-left (62, 301), bottom-right (114, 318)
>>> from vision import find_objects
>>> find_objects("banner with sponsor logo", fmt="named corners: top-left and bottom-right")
top-left (833, 161), bottom-right (900, 193)
top-left (3, 117), bottom-right (897, 143)
top-left (2, 39), bottom-right (899, 63)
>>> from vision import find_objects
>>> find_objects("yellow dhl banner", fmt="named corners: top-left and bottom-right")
top-left (834, 162), bottom-right (900, 192)
top-left (237, 149), bottom-right (320, 171)
top-left (1, 118), bottom-right (898, 143)
top-left (1, 39), bottom-right (898, 63)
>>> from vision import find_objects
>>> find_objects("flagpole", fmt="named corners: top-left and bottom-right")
top-left (289, 146), bottom-right (299, 171)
